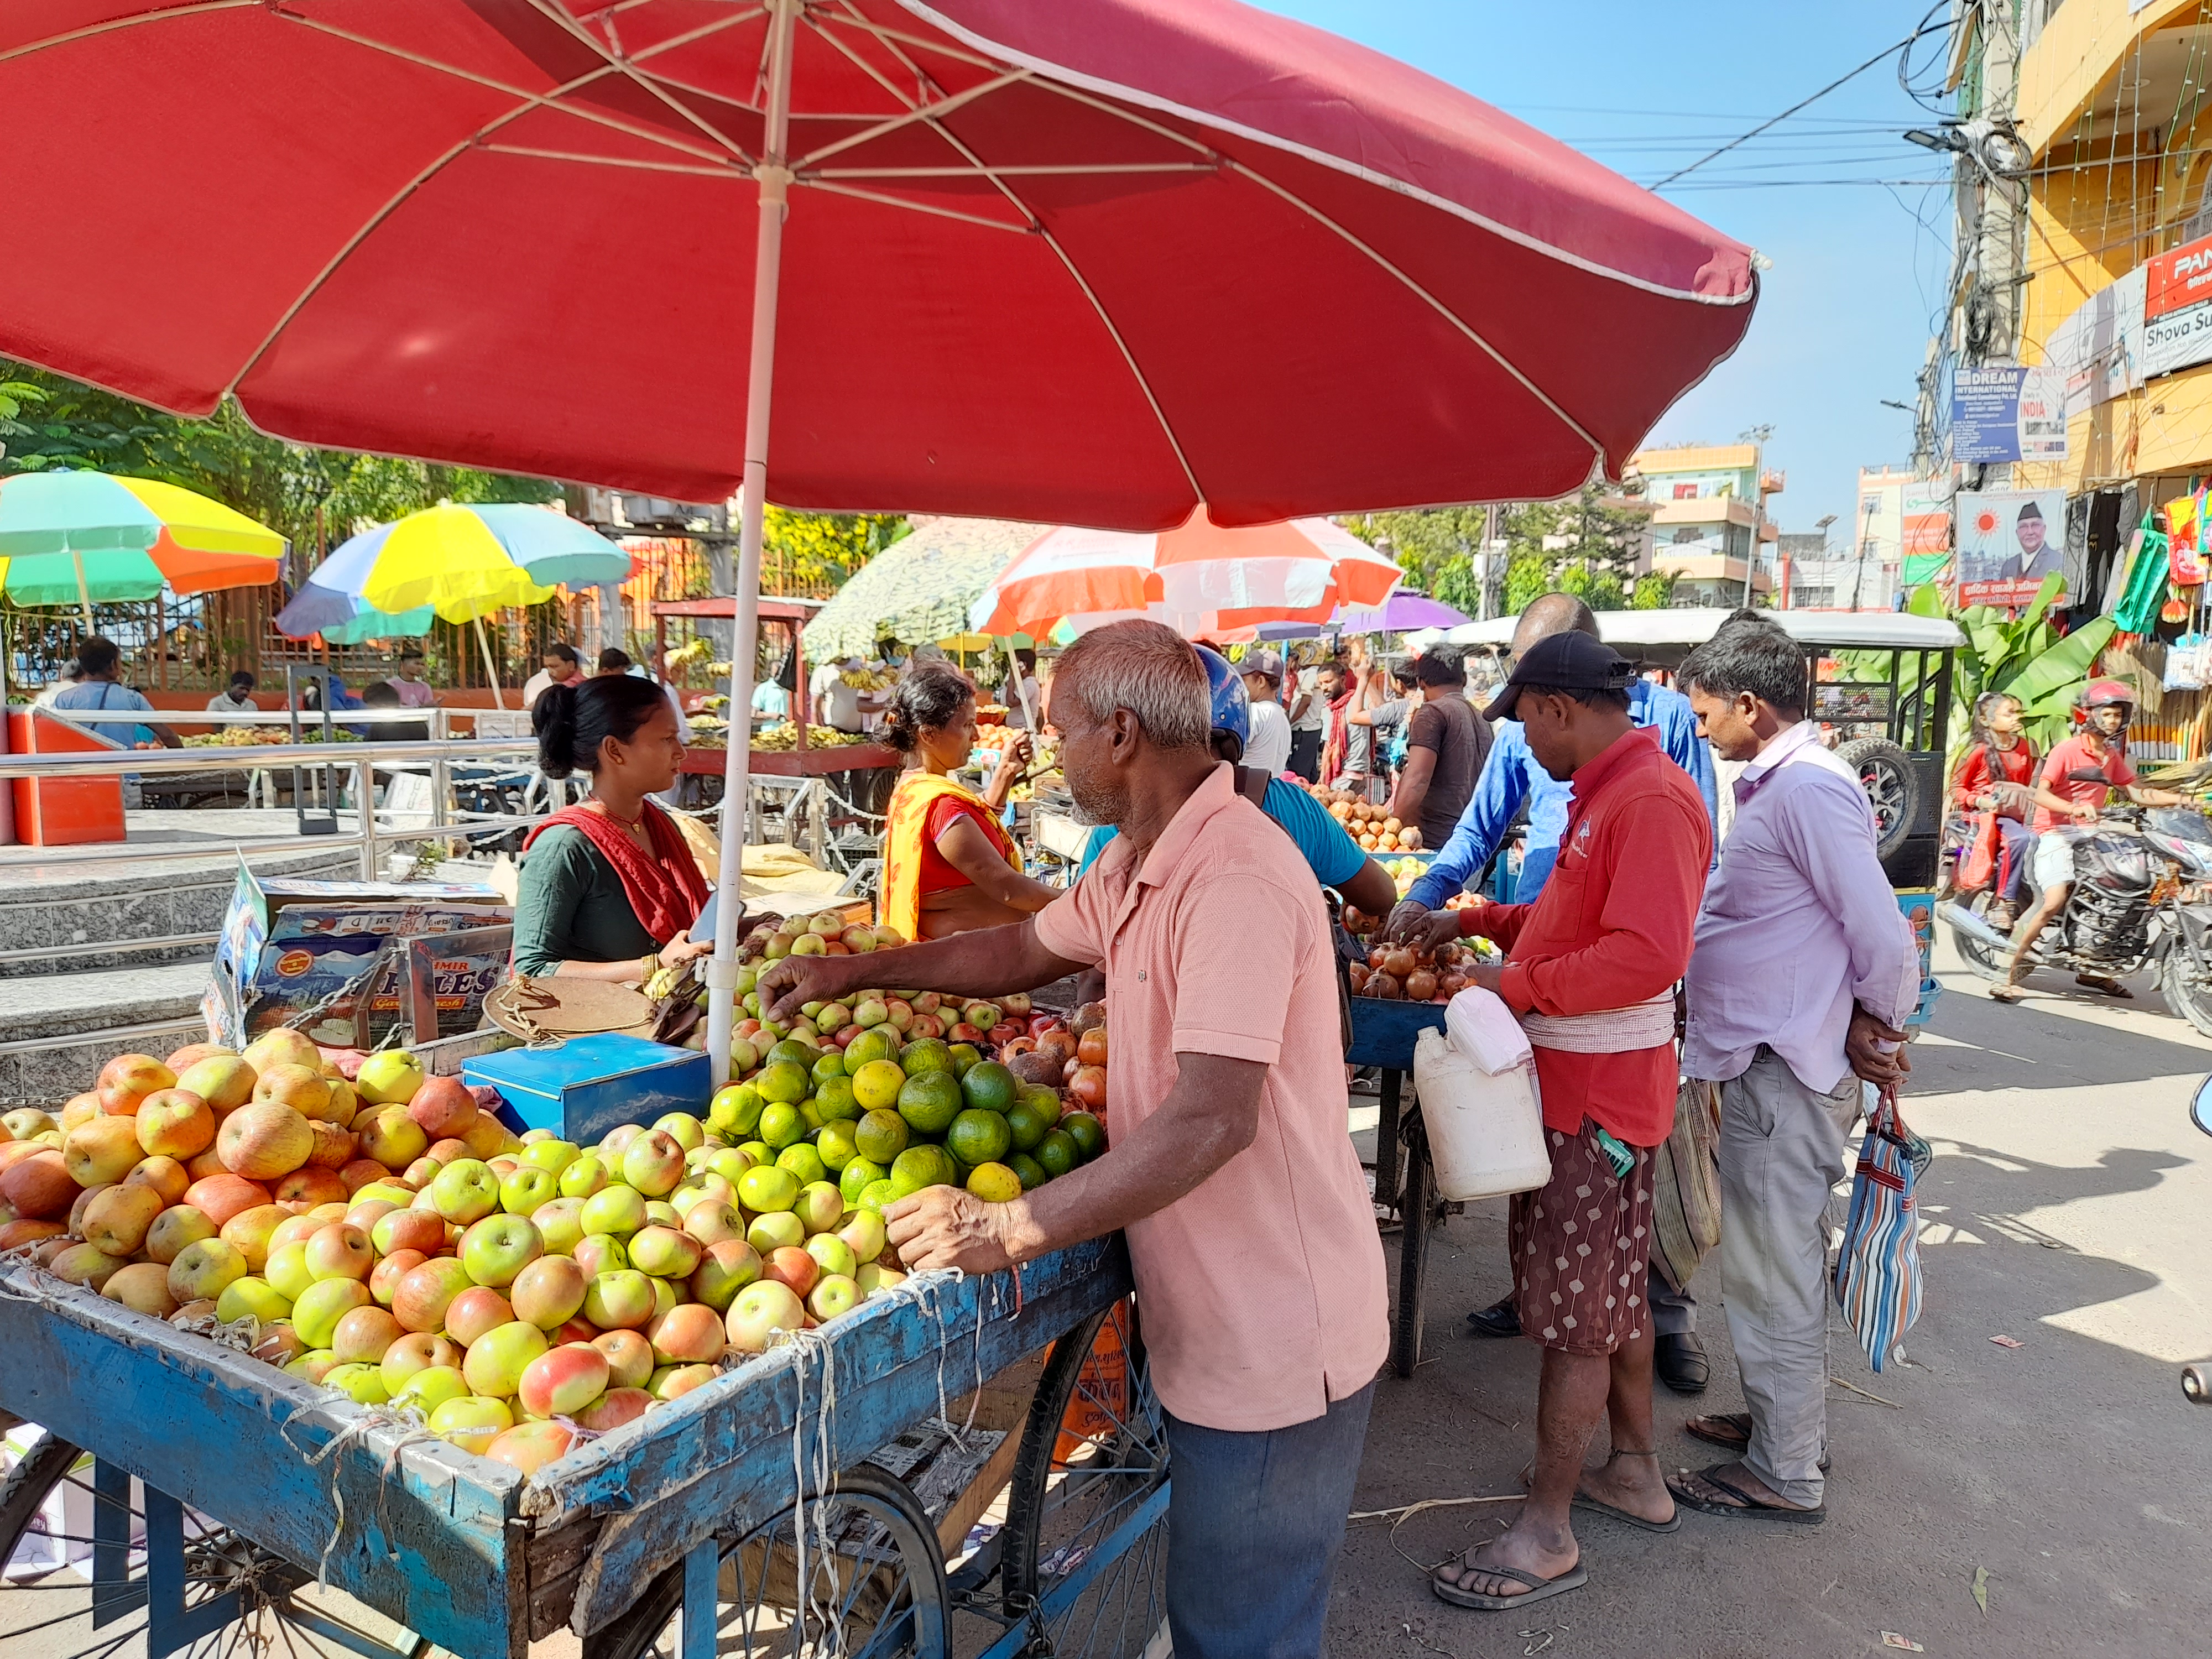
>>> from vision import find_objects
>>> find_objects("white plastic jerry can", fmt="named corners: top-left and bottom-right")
top-left (1411, 1025), bottom-right (1551, 1202)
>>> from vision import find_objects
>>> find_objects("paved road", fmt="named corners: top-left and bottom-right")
top-left (1334, 940), bottom-right (2212, 1659)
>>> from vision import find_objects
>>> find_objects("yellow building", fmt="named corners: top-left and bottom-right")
top-left (1625, 442), bottom-right (1779, 605)
top-left (2016, 0), bottom-right (2212, 499)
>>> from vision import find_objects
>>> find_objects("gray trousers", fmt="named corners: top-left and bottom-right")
top-left (1716, 1046), bottom-right (1858, 1507)
top-left (1648, 1267), bottom-right (1696, 1336)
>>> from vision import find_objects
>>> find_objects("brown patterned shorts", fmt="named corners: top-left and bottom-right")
top-left (1510, 1119), bottom-right (1656, 1357)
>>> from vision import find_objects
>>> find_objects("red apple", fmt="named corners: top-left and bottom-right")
top-left (406, 1074), bottom-right (480, 1140)
top-left (648, 1302), bottom-right (726, 1365)
top-left (576, 1388), bottom-right (653, 1433)
top-left (592, 1328), bottom-right (656, 1390)
top-left (761, 1246), bottom-right (819, 1300)
top-left (392, 1257), bottom-right (474, 1334)
top-left (445, 1286), bottom-right (515, 1347)
top-left (485, 1421), bottom-right (576, 1476)
top-left (379, 1331), bottom-right (461, 1395)
top-left (512, 1255), bottom-right (589, 1331)
top-left (517, 1343), bottom-right (611, 1418)
top-left (462, 1321), bottom-right (550, 1399)
top-left (369, 1248), bottom-right (429, 1307)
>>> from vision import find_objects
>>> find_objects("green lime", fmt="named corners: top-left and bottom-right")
top-left (946, 1042), bottom-right (983, 1077)
top-left (852, 1058), bottom-right (907, 1113)
top-left (839, 1155), bottom-right (886, 1202)
top-left (899, 1037), bottom-right (954, 1076)
top-left (1035, 1129), bottom-right (1078, 1178)
top-left (1008, 1153), bottom-right (1048, 1192)
top-left (1003, 1101), bottom-right (1048, 1154)
top-left (946, 1107), bottom-right (1013, 1166)
top-left (755, 1059), bottom-right (811, 1105)
top-left (758, 1101), bottom-right (806, 1150)
top-left (815, 1121), bottom-right (859, 1172)
top-left (897, 1071), bottom-right (963, 1136)
top-left (857, 1178), bottom-right (899, 1213)
top-left (1016, 1084), bottom-right (1063, 1129)
top-left (890, 1146), bottom-right (952, 1198)
top-left (813, 1076), bottom-right (859, 1123)
top-left (776, 1144), bottom-right (828, 1186)
top-left (959, 1061), bottom-right (1017, 1115)
top-left (966, 1162), bottom-right (1022, 1203)
top-left (1061, 1112), bottom-right (1105, 1161)
top-left (811, 1052), bottom-right (847, 1087)
top-left (844, 1027), bottom-right (898, 1068)
top-left (854, 1108), bottom-right (910, 1165)
top-left (767, 1038), bottom-right (815, 1068)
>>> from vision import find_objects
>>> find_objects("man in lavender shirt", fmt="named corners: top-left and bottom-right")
top-left (1670, 617), bottom-right (1919, 1524)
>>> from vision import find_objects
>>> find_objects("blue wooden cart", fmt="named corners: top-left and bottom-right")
top-left (0, 1238), bottom-right (1163, 1659)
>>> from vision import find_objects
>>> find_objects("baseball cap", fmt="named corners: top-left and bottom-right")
top-left (1482, 631), bottom-right (1634, 722)
top-left (1241, 648), bottom-right (1284, 681)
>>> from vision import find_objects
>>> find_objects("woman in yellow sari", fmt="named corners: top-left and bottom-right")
top-left (878, 662), bottom-right (1062, 940)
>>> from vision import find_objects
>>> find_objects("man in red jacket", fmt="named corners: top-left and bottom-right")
top-left (1411, 632), bottom-right (1710, 1615)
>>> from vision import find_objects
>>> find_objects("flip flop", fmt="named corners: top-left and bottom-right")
top-left (1571, 1493), bottom-right (1679, 1533)
top-left (1684, 1415), bottom-right (1829, 1472)
top-left (1666, 1463), bottom-right (1825, 1526)
top-left (2075, 974), bottom-right (2133, 999)
top-left (1430, 1561), bottom-right (1588, 1611)
top-left (1989, 984), bottom-right (2027, 1004)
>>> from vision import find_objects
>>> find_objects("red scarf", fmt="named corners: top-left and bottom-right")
top-left (1321, 684), bottom-right (1359, 785)
top-left (524, 801), bottom-right (709, 945)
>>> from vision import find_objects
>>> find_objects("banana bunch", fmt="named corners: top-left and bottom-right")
top-left (699, 694), bottom-right (729, 711)
top-left (840, 667), bottom-right (896, 690)
top-left (754, 722), bottom-right (869, 752)
top-left (643, 962), bottom-right (691, 1002)
top-left (665, 637), bottom-right (714, 669)
top-left (709, 661), bottom-right (734, 677)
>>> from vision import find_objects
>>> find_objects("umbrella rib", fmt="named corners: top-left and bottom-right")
top-left (795, 68), bottom-right (1030, 169)
top-left (518, 0), bottom-right (760, 169)
top-left (276, 13), bottom-right (737, 166)
top-left (805, 7), bottom-right (1013, 78)
top-left (797, 180), bottom-right (1033, 235)
top-left (810, 161), bottom-right (1216, 178)
top-left (217, 59), bottom-right (636, 402)
top-left (479, 143), bottom-right (743, 178)
top-left (808, 6), bottom-right (1204, 502)
top-left (1219, 156), bottom-right (1606, 464)
top-left (0, 0), bottom-right (257, 69)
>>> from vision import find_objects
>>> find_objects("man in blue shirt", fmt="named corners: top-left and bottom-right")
top-left (1077, 648), bottom-right (1400, 921)
top-left (1385, 592), bottom-right (1719, 1394)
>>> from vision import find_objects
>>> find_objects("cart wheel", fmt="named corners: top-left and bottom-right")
top-left (583, 1465), bottom-right (948, 1659)
top-left (998, 1301), bottom-right (1170, 1659)
top-left (2184, 1363), bottom-right (2211, 1405)
top-left (1392, 1115), bottom-right (1434, 1378)
top-left (0, 1429), bottom-right (421, 1659)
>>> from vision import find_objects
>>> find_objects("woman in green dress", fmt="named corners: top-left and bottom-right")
top-left (513, 676), bottom-right (714, 983)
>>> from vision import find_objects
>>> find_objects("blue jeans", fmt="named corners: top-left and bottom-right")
top-left (1994, 815), bottom-right (2034, 902)
top-left (1164, 1383), bottom-right (1375, 1659)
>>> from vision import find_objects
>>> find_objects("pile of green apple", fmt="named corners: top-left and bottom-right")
top-left (0, 1030), bottom-right (929, 1481)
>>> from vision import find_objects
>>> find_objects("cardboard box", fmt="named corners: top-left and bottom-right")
top-left (206, 863), bottom-right (510, 1047)
top-left (462, 1035), bottom-right (711, 1144)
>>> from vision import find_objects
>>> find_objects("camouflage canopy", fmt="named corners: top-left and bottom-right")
top-left (800, 517), bottom-right (1044, 665)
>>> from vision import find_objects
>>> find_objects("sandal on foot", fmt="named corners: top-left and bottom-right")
top-left (1431, 1561), bottom-right (1588, 1611)
top-left (1568, 1449), bottom-right (1679, 1533)
top-left (1666, 1463), bottom-right (1825, 1525)
top-left (1684, 1416), bottom-right (1827, 1472)
top-left (1990, 983), bottom-right (2027, 1004)
top-left (2075, 974), bottom-right (2133, 999)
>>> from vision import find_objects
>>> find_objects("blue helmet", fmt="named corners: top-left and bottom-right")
top-left (1193, 645), bottom-right (1249, 752)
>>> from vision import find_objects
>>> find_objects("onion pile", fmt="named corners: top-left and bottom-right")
top-left (1303, 785), bottom-right (1423, 854)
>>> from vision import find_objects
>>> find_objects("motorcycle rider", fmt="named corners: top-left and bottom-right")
top-left (1993, 680), bottom-right (2187, 1003)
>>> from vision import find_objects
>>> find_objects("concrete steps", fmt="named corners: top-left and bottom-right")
top-left (0, 961), bottom-right (212, 1103)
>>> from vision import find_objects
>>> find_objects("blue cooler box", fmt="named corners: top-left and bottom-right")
top-left (464, 1035), bottom-right (712, 1145)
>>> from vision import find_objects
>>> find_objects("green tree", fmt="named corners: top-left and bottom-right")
top-left (0, 360), bottom-right (557, 554)
top-left (763, 506), bottom-right (910, 589)
top-left (1630, 571), bottom-right (1679, 609)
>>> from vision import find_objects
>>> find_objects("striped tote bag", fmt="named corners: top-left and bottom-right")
top-left (1832, 1095), bottom-right (1923, 1373)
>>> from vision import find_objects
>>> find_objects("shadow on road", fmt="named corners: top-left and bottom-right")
top-left (1912, 985), bottom-right (2212, 1093)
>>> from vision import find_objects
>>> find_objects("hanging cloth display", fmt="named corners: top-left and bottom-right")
top-left (2115, 520), bottom-right (2172, 636)
top-left (2167, 494), bottom-right (2206, 586)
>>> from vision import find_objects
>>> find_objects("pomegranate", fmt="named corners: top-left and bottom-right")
top-left (1368, 972), bottom-right (1402, 1000)
top-left (1076, 1027), bottom-right (1108, 1067)
top-left (1405, 969), bottom-right (1439, 1003)
top-left (1068, 1066), bottom-right (1108, 1110)
top-left (1380, 947), bottom-right (1419, 980)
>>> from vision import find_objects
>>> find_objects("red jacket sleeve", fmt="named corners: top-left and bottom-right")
top-left (1953, 747), bottom-right (1990, 810)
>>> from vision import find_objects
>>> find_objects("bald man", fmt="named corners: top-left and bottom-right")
top-left (1386, 592), bottom-right (1721, 1392)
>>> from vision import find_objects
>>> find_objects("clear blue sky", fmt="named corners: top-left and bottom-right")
top-left (1257, 0), bottom-right (1955, 539)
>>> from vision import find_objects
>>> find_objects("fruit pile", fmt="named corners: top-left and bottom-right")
top-left (1303, 784), bottom-right (1422, 853)
top-left (0, 1028), bottom-right (938, 1479)
top-left (753, 722), bottom-right (873, 752)
top-left (1335, 912), bottom-right (1486, 1003)
top-left (733, 917), bottom-right (1108, 1202)
top-left (841, 667), bottom-right (898, 692)
top-left (183, 727), bottom-right (359, 748)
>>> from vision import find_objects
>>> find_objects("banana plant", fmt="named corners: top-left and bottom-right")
top-left (1848, 575), bottom-right (2114, 757)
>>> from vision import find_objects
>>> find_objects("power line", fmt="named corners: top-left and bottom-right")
top-left (1651, 7), bottom-right (1955, 187)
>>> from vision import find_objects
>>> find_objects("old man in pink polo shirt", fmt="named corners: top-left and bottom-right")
top-left (763, 619), bottom-right (1387, 1659)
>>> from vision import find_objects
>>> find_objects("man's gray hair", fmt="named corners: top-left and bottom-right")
top-left (1053, 620), bottom-right (1211, 751)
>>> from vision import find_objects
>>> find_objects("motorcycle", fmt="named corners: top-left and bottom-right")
top-left (1939, 803), bottom-right (2212, 1036)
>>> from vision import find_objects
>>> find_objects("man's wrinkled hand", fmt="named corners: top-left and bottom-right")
top-left (758, 954), bottom-right (850, 1024)
top-left (1844, 1006), bottom-right (1910, 1087)
top-left (1463, 959), bottom-right (1505, 995)
top-left (884, 1186), bottom-right (1027, 1275)
top-left (1383, 900), bottom-right (1438, 945)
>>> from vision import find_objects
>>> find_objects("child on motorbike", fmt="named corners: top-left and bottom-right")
top-left (1994, 680), bottom-right (2188, 1003)
top-left (1953, 691), bottom-right (2038, 930)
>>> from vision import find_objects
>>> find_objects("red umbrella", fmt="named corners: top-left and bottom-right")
top-left (0, 0), bottom-right (1757, 1078)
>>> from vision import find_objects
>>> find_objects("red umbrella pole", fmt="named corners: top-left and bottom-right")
top-left (707, 0), bottom-right (800, 1087)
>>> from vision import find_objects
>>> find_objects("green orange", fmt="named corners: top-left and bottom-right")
top-left (946, 1108), bottom-right (1013, 1167)
top-left (1016, 1084), bottom-right (1063, 1128)
top-left (813, 1076), bottom-right (859, 1122)
top-left (853, 1109), bottom-right (910, 1165)
top-left (815, 1121), bottom-right (859, 1172)
top-left (1008, 1154), bottom-right (1048, 1192)
top-left (1034, 1129), bottom-right (1078, 1179)
top-left (755, 1059), bottom-right (811, 1105)
top-left (1003, 1100), bottom-right (1049, 1154)
top-left (811, 1052), bottom-right (848, 1087)
top-left (852, 1059), bottom-right (907, 1113)
top-left (1061, 1112), bottom-right (1105, 1161)
top-left (946, 1042), bottom-right (983, 1077)
top-left (896, 1071), bottom-right (963, 1136)
top-left (958, 1061), bottom-right (1017, 1115)
top-left (890, 1145), bottom-right (954, 1198)
top-left (758, 1101), bottom-right (806, 1150)
top-left (776, 1144), bottom-right (827, 1186)
top-left (844, 1027), bottom-right (899, 1068)
top-left (966, 1162), bottom-right (1022, 1203)
top-left (839, 1156), bottom-right (887, 1203)
top-left (857, 1178), bottom-right (899, 1213)
top-left (767, 1039), bottom-right (816, 1070)
top-left (899, 1037), bottom-right (954, 1076)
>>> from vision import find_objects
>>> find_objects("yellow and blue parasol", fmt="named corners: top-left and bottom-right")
top-left (0, 470), bottom-right (285, 619)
